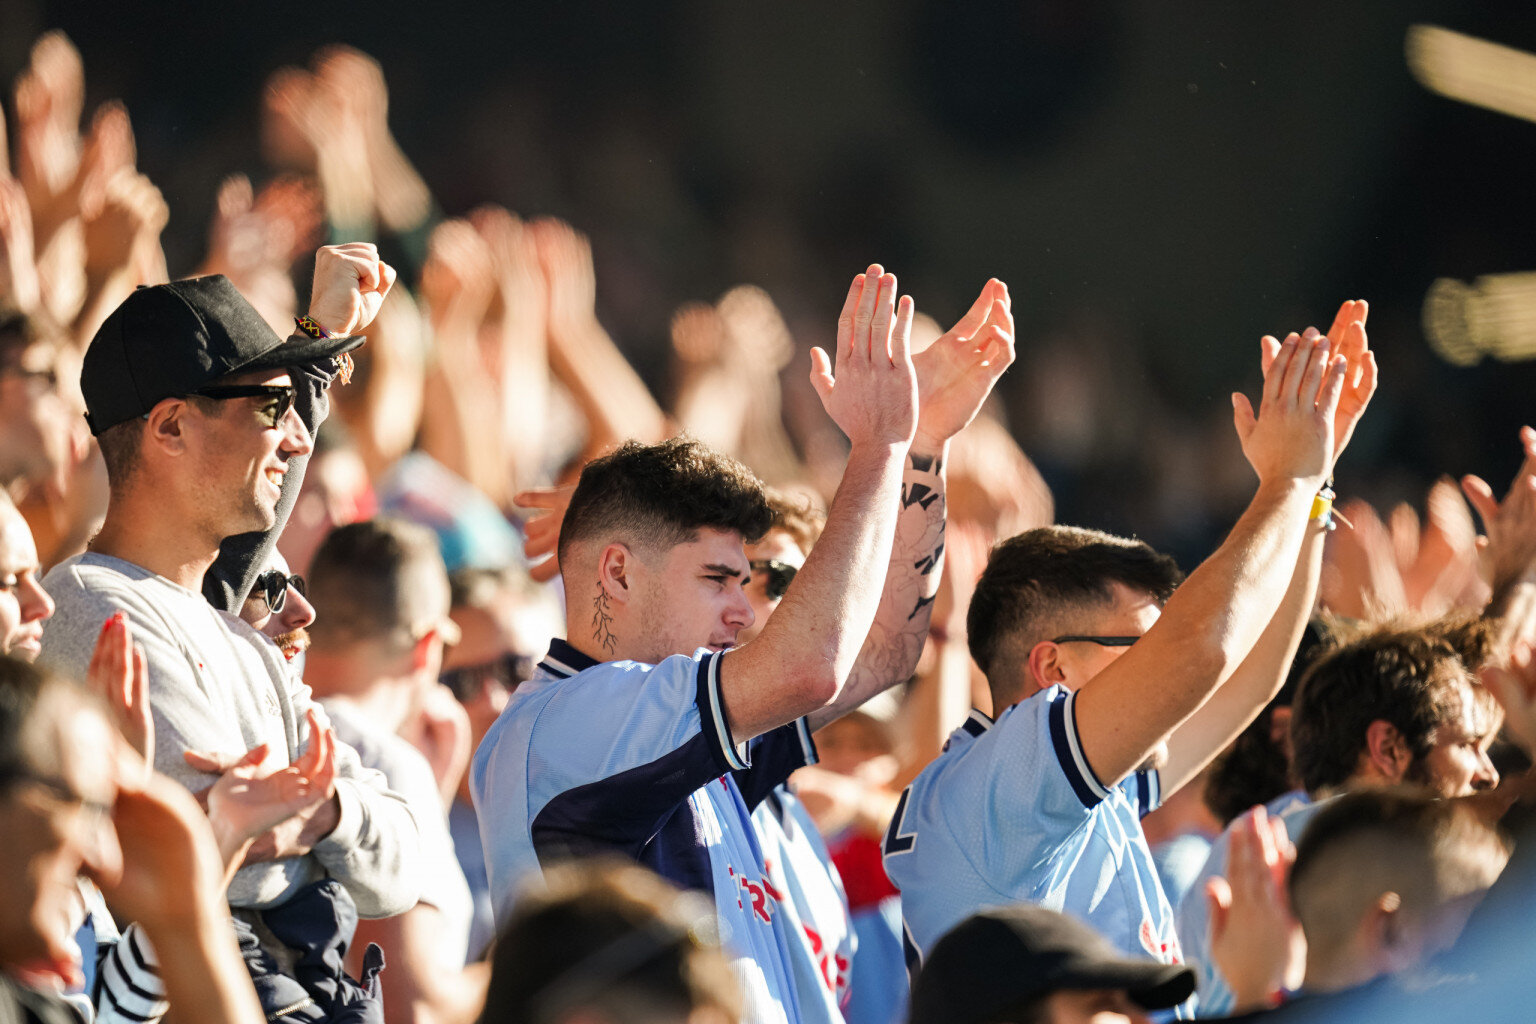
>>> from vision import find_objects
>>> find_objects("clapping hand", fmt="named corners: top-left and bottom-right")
top-left (911, 278), bottom-right (1016, 452)
top-left (810, 265), bottom-right (919, 450)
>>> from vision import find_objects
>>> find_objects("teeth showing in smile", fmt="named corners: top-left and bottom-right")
top-left (265, 469), bottom-right (283, 486)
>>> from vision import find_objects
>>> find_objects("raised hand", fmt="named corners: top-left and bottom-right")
top-left (515, 484), bottom-right (576, 583)
top-left (307, 241), bottom-right (397, 336)
top-left (1232, 328), bottom-right (1346, 487)
top-left (81, 168), bottom-right (168, 280)
top-left (0, 178), bottom-right (40, 313)
top-left (532, 217), bottom-right (599, 340)
top-left (86, 611), bottom-right (152, 773)
top-left (1462, 426), bottom-right (1536, 599)
top-left (1257, 301), bottom-right (1376, 471)
top-left (810, 265), bottom-right (919, 450)
top-left (1481, 640), bottom-right (1536, 757)
top-left (420, 218), bottom-right (497, 330)
top-left (1207, 806), bottom-right (1303, 1013)
top-left (911, 278), bottom-right (1016, 450)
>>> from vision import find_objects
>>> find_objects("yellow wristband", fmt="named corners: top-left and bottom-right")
top-left (1309, 494), bottom-right (1333, 521)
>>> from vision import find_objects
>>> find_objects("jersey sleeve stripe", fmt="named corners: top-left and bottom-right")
top-left (697, 651), bottom-right (750, 771)
top-left (794, 716), bottom-right (818, 766)
top-left (1047, 688), bottom-right (1111, 808)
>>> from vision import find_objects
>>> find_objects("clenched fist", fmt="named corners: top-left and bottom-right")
top-left (307, 241), bottom-right (396, 335)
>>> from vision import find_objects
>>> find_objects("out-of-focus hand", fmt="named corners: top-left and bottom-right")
top-left (13, 32), bottom-right (84, 210)
top-left (105, 763), bottom-right (230, 932)
top-left (86, 612), bottom-right (152, 775)
top-left (809, 265), bottom-right (919, 451)
top-left (0, 178), bottom-right (41, 313)
top-left (1482, 640), bottom-right (1536, 757)
top-left (81, 169), bottom-right (167, 280)
top-left (307, 241), bottom-right (396, 336)
top-left (531, 217), bottom-right (598, 339)
top-left (1462, 426), bottom-right (1536, 598)
top-left (1231, 329), bottom-right (1345, 488)
top-left (420, 218), bottom-right (496, 331)
top-left (1207, 806), bottom-right (1303, 1013)
top-left (515, 484), bottom-right (575, 583)
top-left (912, 278), bottom-right (1016, 452)
top-left (398, 683), bottom-right (473, 810)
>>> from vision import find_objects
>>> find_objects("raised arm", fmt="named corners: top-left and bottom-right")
top-left (203, 243), bottom-right (395, 611)
top-left (1161, 305), bottom-right (1377, 794)
top-left (1073, 328), bottom-right (1349, 790)
top-left (720, 266), bottom-right (917, 741)
top-left (808, 278), bottom-right (1015, 730)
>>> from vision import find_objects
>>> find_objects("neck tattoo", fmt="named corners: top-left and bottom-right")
top-left (592, 588), bottom-right (617, 654)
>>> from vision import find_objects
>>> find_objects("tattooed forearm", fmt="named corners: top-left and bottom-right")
top-left (822, 450), bottom-right (948, 722)
top-left (593, 588), bottom-right (617, 653)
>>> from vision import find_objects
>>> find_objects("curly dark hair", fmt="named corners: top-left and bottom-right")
top-left (1289, 616), bottom-right (1498, 795)
top-left (966, 525), bottom-right (1183, 697)
top-left (559, 438), bottom-right (773, 566)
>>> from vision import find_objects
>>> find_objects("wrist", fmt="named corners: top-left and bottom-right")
top-left (908, 433), bottom-right (951, 465)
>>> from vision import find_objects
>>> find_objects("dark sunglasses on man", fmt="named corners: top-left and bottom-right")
top-left (192, 383), bottom-right (297, 429)
top-left (750, 559), bottom-right (799, 602)
top-left (441, 652), bottom-right (537, 703)
top-left (250, 570), bottom-right (305, 615)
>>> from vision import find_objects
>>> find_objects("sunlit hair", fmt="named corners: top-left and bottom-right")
top-left (559, 438), bottom-right (772, 568)
top-left (480, 857), bottom-right (741, 1024)
top-left (1289, 616), bottom-right (1498, 796)
top-left (966, 525), bottom-right (1183, 702)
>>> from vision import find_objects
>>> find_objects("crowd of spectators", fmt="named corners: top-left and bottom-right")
top-left (2, 29), bottom-right (1536, 1024)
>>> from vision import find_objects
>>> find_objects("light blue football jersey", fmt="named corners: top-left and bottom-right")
top-left (472, 639), bottom-right (819, 1024)
top-left (1175, 790), bottom-right (1321, 1017)
top-left (753, 787), bottom-right (856, 1022)
top-left (883, 686), bottom-right (1184, 977)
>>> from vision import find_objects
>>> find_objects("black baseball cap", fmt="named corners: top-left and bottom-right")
top-left (80, 275), bottom-right (364, 435)
top-left (908, 905), bottom-right (1195, 1024)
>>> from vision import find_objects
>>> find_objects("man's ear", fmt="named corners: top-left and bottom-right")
top-left (596, 542), bottom-right (638, 604)
top-left (144, 399), bottom-right (190, 456)
top-left (1025, 639), bottom-right (1065, 692)
top-left (1364, 719), bottom-right (1413, 782)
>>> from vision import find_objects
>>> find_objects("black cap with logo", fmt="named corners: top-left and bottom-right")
top-left (80, 275), bottom-right (363, 436)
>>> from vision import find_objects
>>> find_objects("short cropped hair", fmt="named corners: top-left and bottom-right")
top-left (1289, 788), bottom-right (1507, 966)
top-left (481, 858), bottom-right (741, 1024)
top-left (1289, 617), bottom-right (1498, 796)
top-left (558, 439), bottom-right (773, 567)
top-left (966, 526), bottom-right (1184, 686)
top-left (307, 518), bottom-right (451, 652)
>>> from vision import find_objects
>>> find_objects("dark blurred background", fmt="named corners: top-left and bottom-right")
top-left (5, 0), bottom-right (1534, 566)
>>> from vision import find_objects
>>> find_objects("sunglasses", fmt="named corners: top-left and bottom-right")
top-left (1050, 635), bottom-right (1141, 647)
top-left (750, 559), bottom-right (799, 601)
top-left (441, 652), bottom-right (536, 702)
top-left (193, 383), bottom-right (297, 428)
top-left (251, 570), bottom-right (305, 614)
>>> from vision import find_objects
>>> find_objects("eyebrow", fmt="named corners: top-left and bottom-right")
top-left (701, 563), bottom-right (745, 579)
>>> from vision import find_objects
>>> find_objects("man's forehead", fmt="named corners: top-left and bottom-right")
top-left (669, 527), bottom-right (748, 569)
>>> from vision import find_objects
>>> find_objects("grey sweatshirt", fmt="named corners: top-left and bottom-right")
top-left (40, 553), bottom-right (421, 917)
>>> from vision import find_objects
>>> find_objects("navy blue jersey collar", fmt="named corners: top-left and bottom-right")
top-left (960, 708), bottom-right (994, 737)
top-left (541, 638), bottom-right (601, 678)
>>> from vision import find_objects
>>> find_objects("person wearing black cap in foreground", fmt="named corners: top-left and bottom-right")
top-left (34, 247), bottom-right (423, 994)
top-left (909, 904), bottom-right (1195, 1024)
